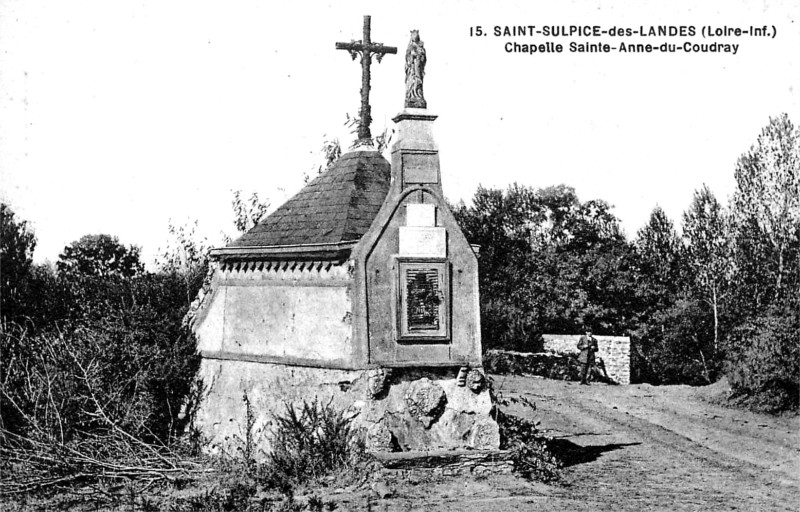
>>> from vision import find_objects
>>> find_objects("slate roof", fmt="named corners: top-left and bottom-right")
top-left (226, 150), bottom-right (391, 250)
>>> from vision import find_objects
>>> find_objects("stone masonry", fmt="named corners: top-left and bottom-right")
top-left (542, 334), bottom-right (631, 384)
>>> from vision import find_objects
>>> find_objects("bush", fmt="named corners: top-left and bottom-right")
top-left (167, 399), bottom-right (365, 511)
top-left (725, 299), bottom-right (800, 413)
top-left (492, 394), bottom-right (562, 483)
top-left (260, 399), bottom-right (366, 491)
top-left (0, 268), bottom-right (203, 502)
top-left (1, 273), bottom-right (201, 443)
top-left (630, 296), bottom-right (724, 386)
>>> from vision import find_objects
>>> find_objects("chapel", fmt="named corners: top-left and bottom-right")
top-left (190, 17), bottom-right (498, 453)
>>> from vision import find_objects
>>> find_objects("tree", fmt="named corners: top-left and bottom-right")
top-left (682, 185), bottom-right (733, 352)
top-left (724, 114), bottom-right (800, 411)
top-left (635, 206), bottom-right (682, 292)
top-left (452, 184), bottom-right (544, 350)
top-left (453, 184), bottom-right (637, 351)
top-left (630, 207), bottom-right (685, 382)
top-left (57, 234), bottom-right (144, 279)
top-left (1, 204), bottom-right (37, 324)
top-left (731, 113), bottom-right (800, 300)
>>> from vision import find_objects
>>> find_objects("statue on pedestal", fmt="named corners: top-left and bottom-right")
top-left (405, 30), bottom-right (427, 109)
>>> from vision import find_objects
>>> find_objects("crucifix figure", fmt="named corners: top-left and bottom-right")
top-left (336, 16), bottom-right (397, 146)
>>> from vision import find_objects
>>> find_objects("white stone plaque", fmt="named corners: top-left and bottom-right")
top-left (399, 227), bottom-right (446, 257)
top-left (406, 204), bottom-right (436, 227)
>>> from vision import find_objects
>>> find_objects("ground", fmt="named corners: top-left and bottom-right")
top-left (3, 375), bottom-right (798, 511)
top-left (347, 375), bottom-right (800, 511)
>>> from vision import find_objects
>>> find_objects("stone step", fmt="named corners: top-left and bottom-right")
top-left (369, 449), bottom-right (515, 476)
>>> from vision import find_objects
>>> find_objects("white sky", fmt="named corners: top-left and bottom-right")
top-left (1, 0), bottom-right (798, 267)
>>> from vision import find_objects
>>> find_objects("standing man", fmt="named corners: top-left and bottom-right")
top-left (577, 329), bottom-right (599, 385)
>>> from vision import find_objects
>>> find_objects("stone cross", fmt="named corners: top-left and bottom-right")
top-left (336, 15), bottom-right (397, 145)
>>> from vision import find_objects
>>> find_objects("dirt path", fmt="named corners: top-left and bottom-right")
top-left (367, 376), bottom-right (800, 511)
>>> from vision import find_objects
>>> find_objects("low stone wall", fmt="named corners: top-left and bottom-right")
top-left (483, 350), bottom-right (614, 384)
top-left (542, 334), bottom-right (631, 384)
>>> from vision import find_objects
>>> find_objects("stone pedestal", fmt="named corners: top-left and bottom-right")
top-left (194, 360), bottom-right (499, 457)
top-left (392, 109), bottom-right (442, 190)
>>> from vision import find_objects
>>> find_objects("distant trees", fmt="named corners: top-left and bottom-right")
top-left (682, 185), bottom-right (732, 353)
top-left (57, 234), bottom-right (144, 279)
top-left (634, 206), bottom-right (682, 303)
top-left (0, 204), bottom-right (37, 324)
top-left (452, 184), bottom-right (637, 351)
top-left (0, 185), bottom-right (280, 452)
top-left (631, 206), bottom-right (707, 385)
top-left (453, 114), bottom-right (799, 410)
top-left (0, 207), bottom-right (202, 454)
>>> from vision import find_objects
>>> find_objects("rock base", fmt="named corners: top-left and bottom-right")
top-left (193, 358), bottom-right (500, 457)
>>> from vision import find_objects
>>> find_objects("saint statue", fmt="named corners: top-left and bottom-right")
top-left (405, 30), bottom-right (427, 109)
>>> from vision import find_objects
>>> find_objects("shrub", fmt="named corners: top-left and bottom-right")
top-left (0, 269), bottom-right (203, 501)
top-left (260, 399), bottom-right (366, 491)
top-left (725, 298), bottom-right (800, 413)
top-left (632, 297), bottom-right (721, 386)
top-left (1, 275), bottom-right (201, 443)
top-left (491, 382), bottom-right (563, 483)
top-left (494, 408), bottom-right (562, 483)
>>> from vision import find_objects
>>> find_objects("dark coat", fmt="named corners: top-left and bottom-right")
top-left (577, 335), bottom-right (598, 364)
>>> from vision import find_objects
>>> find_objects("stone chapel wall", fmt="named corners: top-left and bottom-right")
top-left (193, 262), bottom-right (357, 368)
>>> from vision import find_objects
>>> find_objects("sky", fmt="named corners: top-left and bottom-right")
top-left (1, 0), bottom-right (798, 267)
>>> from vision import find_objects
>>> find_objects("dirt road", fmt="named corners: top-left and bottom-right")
top-left (369, 375), bottom-right (800, 511)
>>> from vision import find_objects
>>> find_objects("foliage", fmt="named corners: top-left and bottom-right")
top-left (1, 212), bottom-right (205, 501)
top-left (261, 399), bottom-right (366, 492)
top-left (725, 297), bottom-right (800, 413)
top-left (637, 297), bottom-right (719, 385)
top-left (682, 185), bottom-right (733, 354)
top-left (453, 116), bottom-right (798, 403)
top-left (634, 206), bottom-right (683, 299)
top-left (305, 113), bottom-right (394, 183)
top-left (0, 204), bottom-right (37, 325)
top-left (731, 113), bottom-right (800, 298)
top-left (56, 234), bottom-right (144, 279)
top-left (232, 190), bottom-right (271, 235)
top-left (630, 191), bottom-right (731, 384)
top-left (0, 319), bottom-right (202, 502)
top-left (492, 390), bottom-right (562, 483)
top-left (158, 220), bottom-right (211, 305)
top-left (723, 114), bottom-right (800, 411)
top-left (155, 399), bottom-right (364, 511)
top-left (452, 184), bottom-right (638, 351)
top-left (0, 274), bottom-right (201, 444)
